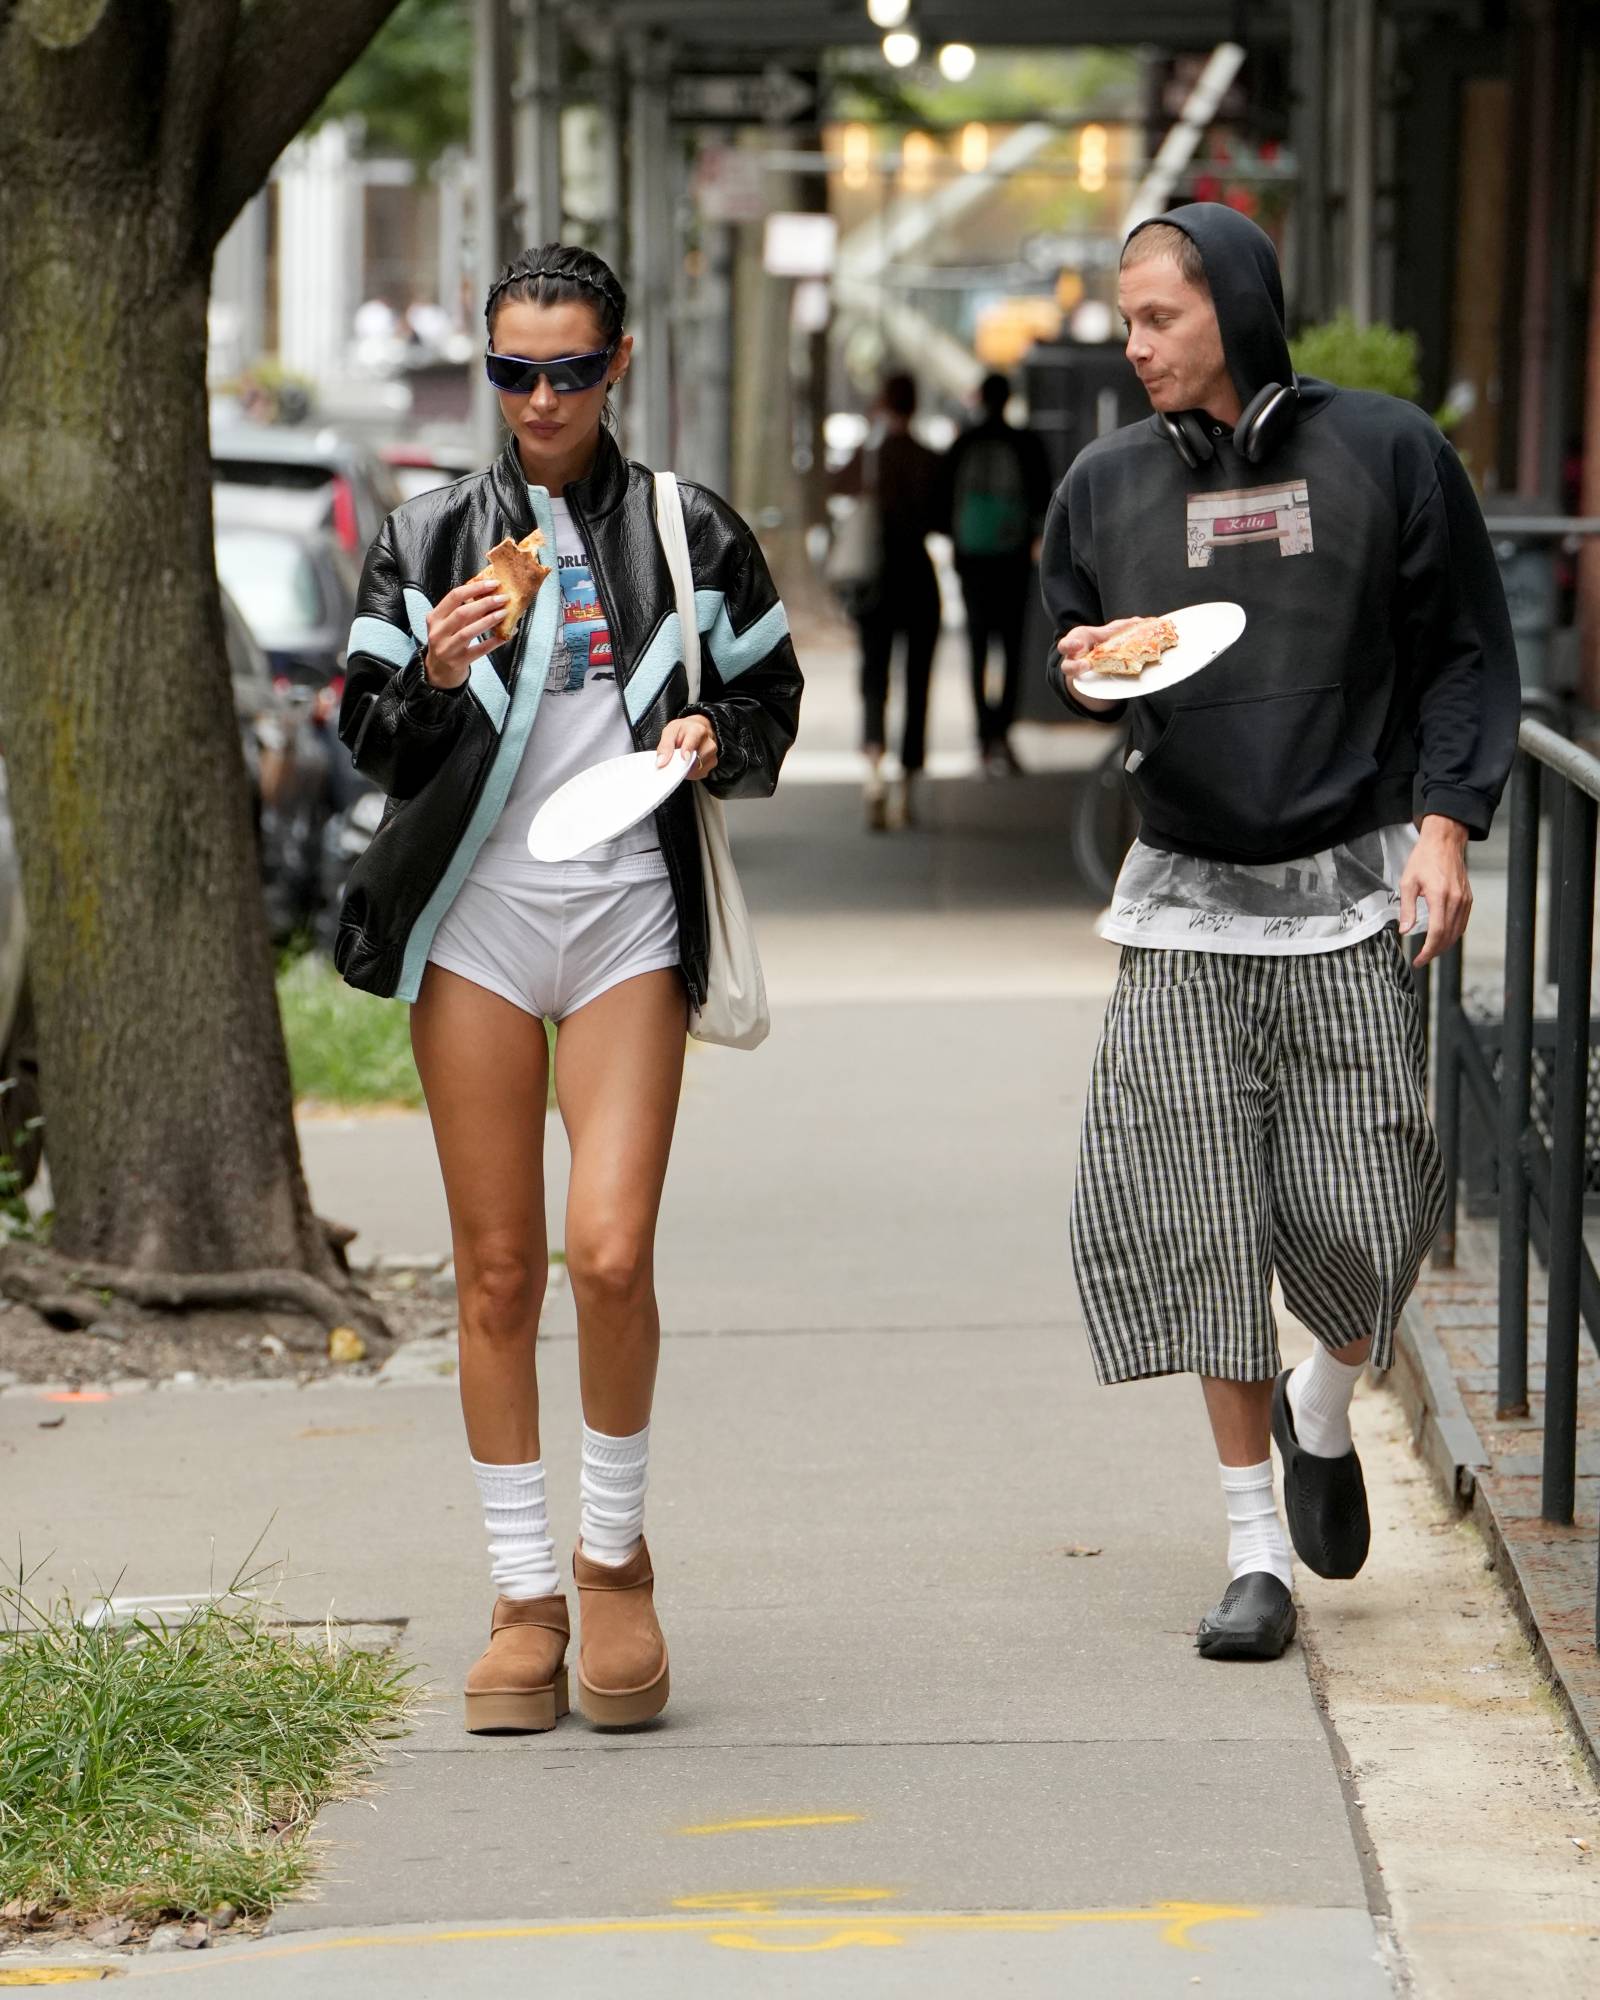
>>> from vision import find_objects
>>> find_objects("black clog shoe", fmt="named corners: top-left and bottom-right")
top-left (1271, 1367), bottom-right (1371, 1580)
top-left (1196, 1571), bottom-right (1298, 1661)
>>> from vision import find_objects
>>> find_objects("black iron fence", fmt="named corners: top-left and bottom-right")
top-left (1431, 713), bottom-right (1600, 1558)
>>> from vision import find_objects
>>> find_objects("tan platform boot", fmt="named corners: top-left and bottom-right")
top-left (572, 1540), bottom-right (670, 1727)
top-left (463, 1594), bottom-right (570, 1734)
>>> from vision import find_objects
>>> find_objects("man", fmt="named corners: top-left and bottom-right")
top-left (945, 371), bottom-right (1053, 775)
top-left (1042, 204), bottom-right (1518, 1660)
top-left (834, 373), bottom-right (947, 829)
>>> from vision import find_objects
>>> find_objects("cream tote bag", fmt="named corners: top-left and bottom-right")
top-left (652, 470), bottom-right (771, 1051)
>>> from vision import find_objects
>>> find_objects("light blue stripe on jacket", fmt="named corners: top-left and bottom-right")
top-left (623, 589), bottom-right (790, 724)
top-left (394, 489), bottom-right (559, 1002)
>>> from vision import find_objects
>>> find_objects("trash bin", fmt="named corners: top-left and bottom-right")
top-left (1485, 515), bottom-right (1559, 693)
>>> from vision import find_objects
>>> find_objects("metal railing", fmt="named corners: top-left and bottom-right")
top-left (1431, 713), bottom-right (1600, 1551)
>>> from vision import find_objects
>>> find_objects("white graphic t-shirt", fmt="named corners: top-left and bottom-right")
top-left (1099, 824), bottom-right (1426, 956)
top-left (475, 493), bottom-right (667, 876)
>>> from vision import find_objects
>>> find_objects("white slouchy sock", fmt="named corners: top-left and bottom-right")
top-left (579, 1422), bottom-right (650, 1566)
top-left (1287, 1342), bottom-right (1363, 1458)
top-left (1220, 1460), bottom-right (1294, 1589)
top-left (470, 1456), bottom-right (561, 1600)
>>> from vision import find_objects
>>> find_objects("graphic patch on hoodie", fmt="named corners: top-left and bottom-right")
top-left (1186, 479), bottom-right (1313, 568)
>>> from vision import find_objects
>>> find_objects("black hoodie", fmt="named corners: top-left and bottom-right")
top-left (1041, 203), bottom-right (1519, 864)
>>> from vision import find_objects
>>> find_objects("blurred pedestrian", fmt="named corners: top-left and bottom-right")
top-left (1044, 205), bottom-right (1517, 1662)
top-left (352, 295), bottom-right (399, 342)
top-left (834, 372), bottom-right (946, 829)
top-left (337, 242), bottom-right (802, 1735)
top-left (944, 371), bottom-right (1052, 775)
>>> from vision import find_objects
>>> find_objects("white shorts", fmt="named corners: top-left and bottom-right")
top-left (426, 852), bottom-right (681, 1022)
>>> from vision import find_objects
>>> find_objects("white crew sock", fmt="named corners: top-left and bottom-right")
top-left (579, 1422), bottom-right (650, 1567)
top-left (470, 1456), bottom-right (561, 1601)
top-left (1220, 1460), bottom-right (1294, 1589)
top-left (1287, 1343), bottom-right (1363, 1458)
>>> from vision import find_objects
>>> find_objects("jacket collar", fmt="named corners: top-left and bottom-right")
top-left (490, 427), bottom-right (629, 529)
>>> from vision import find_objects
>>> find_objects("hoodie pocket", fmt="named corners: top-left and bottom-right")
top-left (1130, 684), bottom-right (1378, 859)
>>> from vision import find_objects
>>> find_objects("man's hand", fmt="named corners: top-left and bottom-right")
top-left (1056, 618), bottom-right (1149, 715)
top-left (1401, 815), bottom-right (1472, 968)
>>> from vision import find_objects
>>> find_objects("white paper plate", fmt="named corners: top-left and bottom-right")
top-left (527, 748), bottom-right (695, 863)
top-left (1070, 600), bottom-right (1247, 701)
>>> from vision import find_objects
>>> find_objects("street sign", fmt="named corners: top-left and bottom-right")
top-left (695, 145), bottom-right (768, 224)
top-left (763, 212), bottom-right (837, 278)
top-left (671, 67), bottom-right (818, 127)
top-left (1021, 231), bottom-right (1122, 276)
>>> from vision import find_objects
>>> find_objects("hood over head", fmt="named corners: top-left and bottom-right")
top-left (1124, 202), bottom-right (1294, 409)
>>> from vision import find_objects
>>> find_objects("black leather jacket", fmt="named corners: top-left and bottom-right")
top-left (334, 431), bottom-right (803, 1002)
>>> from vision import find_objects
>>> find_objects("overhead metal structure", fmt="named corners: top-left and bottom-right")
top-left (584, 1), bottom-right (1285, 49)
top-left (472, 0), bottom-right (1420, 490)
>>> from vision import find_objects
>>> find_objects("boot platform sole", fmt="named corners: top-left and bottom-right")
top-left (577, 1661), bottom-right (670, 1728)
top-left (464, 1666), bottom-right (569, 1734)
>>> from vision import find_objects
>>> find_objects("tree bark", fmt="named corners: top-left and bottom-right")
top-left (0, 0), bottom-right (402, 1291)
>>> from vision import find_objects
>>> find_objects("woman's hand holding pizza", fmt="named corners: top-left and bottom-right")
top-left (422, 580), bottom-right (508, 689)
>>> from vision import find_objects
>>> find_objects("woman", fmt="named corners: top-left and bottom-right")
top-left (833, 372), bottom-right (946, 829)
top-left (335, 244), bottom-right (802, 1733)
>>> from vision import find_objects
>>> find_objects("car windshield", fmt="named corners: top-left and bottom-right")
top-left (215, 528), bottom-right (325, 638)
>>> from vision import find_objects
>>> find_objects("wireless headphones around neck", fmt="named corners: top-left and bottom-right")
top-left (1158, 377), bottom-right (1300, 470)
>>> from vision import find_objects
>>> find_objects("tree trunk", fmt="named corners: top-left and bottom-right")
top-left (0, 4), bottom-right (376, 1288)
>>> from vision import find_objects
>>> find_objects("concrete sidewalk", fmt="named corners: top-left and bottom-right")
top-left (8, 992), bottom-right (1388, 1996)
top-left (2, 648), bottom-right (1395, 1994)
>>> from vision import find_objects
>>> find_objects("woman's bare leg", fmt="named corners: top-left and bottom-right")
top-left (553, 969), bottom-right (688, 1435)
top-left (411, 965), bottom-right (551, 1462)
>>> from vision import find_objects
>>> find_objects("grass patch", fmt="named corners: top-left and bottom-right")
top-left (0, 1564), bottom-right (415, 1922)
top-left (278, 951), bottom-right (559, 1109)
top-left (277, 951), bottom-right (423, 1108)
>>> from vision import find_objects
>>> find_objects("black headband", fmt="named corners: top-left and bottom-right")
top-left (486, 265), bottom-right (622, 320)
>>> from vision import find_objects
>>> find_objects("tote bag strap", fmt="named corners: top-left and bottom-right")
top-left (653, 469), bottom-right (701, 707)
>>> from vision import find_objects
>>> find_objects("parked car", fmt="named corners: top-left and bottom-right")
top-left (0, 759), bottom-right (40, 1192)
top-left (312, 787), bottom-right (385, 959)
top-left (380, 439), bottom-right (477, 504)
top-left (210, 422), bottom-right (402, 561)
top-left (222, 580), bottom-right (338, 939)
top-left (214, 485), bottom-right (358, 689)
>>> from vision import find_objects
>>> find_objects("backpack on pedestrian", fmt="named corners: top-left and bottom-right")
top-left (951, 433), bottom-right (1030, 559)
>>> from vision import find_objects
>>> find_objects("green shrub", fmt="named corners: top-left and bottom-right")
top-left (1290, 315), bottom-right (1422, 402)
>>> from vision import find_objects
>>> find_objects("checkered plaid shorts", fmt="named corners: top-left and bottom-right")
top-left (1072, 928), bottom-right (1445, 1385)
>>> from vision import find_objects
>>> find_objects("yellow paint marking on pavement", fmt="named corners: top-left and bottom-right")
top-left (678, 1813), bottom-right (864, 1836)
top-left (0, 1972), bottom-right (121, 1985)
top-left (112, 1901), bottom-right (1263, 1974)
top-left (673, 1887), bottom-right (892, 1914)
top-left (710, 1929), bottom-right (901, 1954)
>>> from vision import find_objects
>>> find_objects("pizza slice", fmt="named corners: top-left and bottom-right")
top-left (474, 529), bottom-right (551, 645)
top-left (1082, 614), bottom-right (1180, 679)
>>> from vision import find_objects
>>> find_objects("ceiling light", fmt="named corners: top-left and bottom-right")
top-left (1078, 122), bottom-right (1108, 194)
top-left (901, 129), bottom-right (936, 193)
top-left (841, 122), bottom-right (874, 191)
top-left (938, 43), bottom-right (976, 82)
top-left (882, 30), bottom-right (920, 68)
top-left (867, 0), bottom-right (911, 25)
top-left (958, 120), bottom-right (989, 172)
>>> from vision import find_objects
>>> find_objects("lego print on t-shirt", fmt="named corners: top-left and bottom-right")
top-left (1186, 479), bottom-right (1313, 568)
top-left (546, 542), bottom-right (615, 693)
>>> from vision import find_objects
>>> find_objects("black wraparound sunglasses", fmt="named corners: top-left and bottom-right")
top-left (484, 344), bottom-right (616, 395)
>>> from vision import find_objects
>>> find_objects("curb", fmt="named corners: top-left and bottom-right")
top-left (1388, 1299), bottom-right (1490, 1502)
top-left (1388, 1298), bottom-right (1600, 1784)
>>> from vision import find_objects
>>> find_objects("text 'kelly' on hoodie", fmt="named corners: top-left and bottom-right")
top-left (1040, 201), bottom-right (1520, 866)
